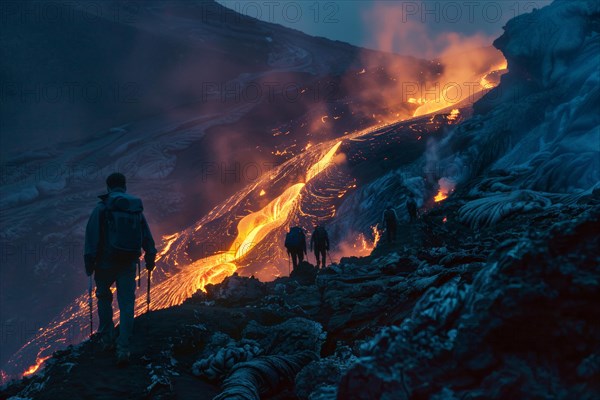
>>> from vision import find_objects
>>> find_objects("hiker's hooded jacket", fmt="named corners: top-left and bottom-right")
top-left (84, 187), bottom-right (157, 271)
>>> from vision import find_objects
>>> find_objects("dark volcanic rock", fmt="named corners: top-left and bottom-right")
top-left (214, 351), bottom-right (319, 400)
top-left (338, 208), bottom-right (600, 400)
top-left (290, 261), bottom-right (319, 285)
top-left (295, 345), bottom-right (358, 399)
top-left (243, 317), bottom-right (325, 355)
top-left (205, 273), bottom-right (266, 306)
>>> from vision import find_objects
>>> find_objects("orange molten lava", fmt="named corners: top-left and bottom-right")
top-left (434, 191), bottom-right (448, 202)
top-left (135, 141), bottom-right (343, 312)
top-left (23, 349), bottom-right (51, 377)
top-left (434, 177), bottom-right (456, 203)
top-left (447, 109), bottom-right (460, 122)
top-left (371, 225), bottom-right (381, 249)
top-left (413, 60), bottom-right (507, 117)
top-left (331, 225), bottom-right (381, 261)
top-left (10, 141), bottom-right (344, 380)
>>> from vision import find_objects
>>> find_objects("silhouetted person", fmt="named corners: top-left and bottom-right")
top-left (310, 224), bottom-right (330, 268)
top-left (285, 226), bottom-right (306, 270)
top-left (382, 204), bottom-right (398, 243)
top-left (84, 173), bottom-right (157, 366)
top-left (406, 194), bottom-right (418, 223)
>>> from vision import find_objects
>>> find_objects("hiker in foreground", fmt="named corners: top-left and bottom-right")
top-left (84, 173), bottom-right (157, 366)
top-left (382, 204), bottom-right (398, 244)
top-left (310, 223), bottom-right (330, 269)
top-left (285, 226), bottom-right (307, 270)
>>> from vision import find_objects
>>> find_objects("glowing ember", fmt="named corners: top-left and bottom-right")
top-left (259, 189), bottom-right (266, 196)
top-left (443, 216), bottom-right (448, 223)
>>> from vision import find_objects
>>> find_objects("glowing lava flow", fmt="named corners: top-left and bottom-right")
top-left (359, 225), bottom-right (381, 254)
top-left (480, 60), bottom-right (508, 89)
top-left (149, 141), bottom-right (342, 309)
top-left (10, 141), bottom-right (342, 379)
top-left (413, 61), bottom-right (507, 117)
top-left (434, 191), bottom-right (449, 202)
top-left (22, 352), bottom-right (51, 377)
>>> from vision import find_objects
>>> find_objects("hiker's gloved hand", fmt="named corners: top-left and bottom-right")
top-left (145, 254), bottom-right (156, 272)
top-left (84, 254), bottom-right (96, 276)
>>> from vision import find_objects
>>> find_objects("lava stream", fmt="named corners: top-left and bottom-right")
top-left (9, 141), bottom-right (342, 379)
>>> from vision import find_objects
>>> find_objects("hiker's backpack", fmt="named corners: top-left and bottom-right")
top-left (313, 226), bottom-right (328, 249)
top-left (285, 227), bottom-right (304, 250)
top-left (103, 192), bottom-right (144, 263)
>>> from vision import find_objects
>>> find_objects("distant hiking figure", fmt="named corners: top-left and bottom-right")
top-left (84, 173), bottom-right (157, 366)
top-left (285, 226), bottom-right (307, 270)
top-left (310, 224), bottom-right (330, 268)
top-left (406, 195), bottom-right (418, 223)
top-left (382, 204), bottom-right (398, 243)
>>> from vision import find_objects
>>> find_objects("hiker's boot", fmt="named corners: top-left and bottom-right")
top-left (99, 335), bottom-right (116, 352)
top-left (116, 347), bottom-right (130, 366)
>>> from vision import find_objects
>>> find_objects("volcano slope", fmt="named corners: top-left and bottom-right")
top-left (1, 1), bottom-right (509, 378)
top-left (2, 191), bottom-right (598, 400)
top-left (1, 0), bottom-right (444, 375)
top-left (2, 0), bottom-right (599, 399)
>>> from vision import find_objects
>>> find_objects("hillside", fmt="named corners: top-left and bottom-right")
top-left (1, 1), bottom-right (598, 398)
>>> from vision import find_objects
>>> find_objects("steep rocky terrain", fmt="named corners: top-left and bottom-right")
top-left (2, 197), bottom-right (598, 399)
top-left (1, 1), bottom-right (598, 398)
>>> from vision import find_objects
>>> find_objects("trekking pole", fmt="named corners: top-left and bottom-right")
top-left (147, 269), bottom-right (151, 313)
top-left (327, 250), bottom-right (335, 266)
top-left (88, 276), bottom-right (93, 338)
top-left (287, 252), bottom-right (291, 275)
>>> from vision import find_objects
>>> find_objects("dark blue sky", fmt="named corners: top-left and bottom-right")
top-left (217, 0), bottom-right (553, 57)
